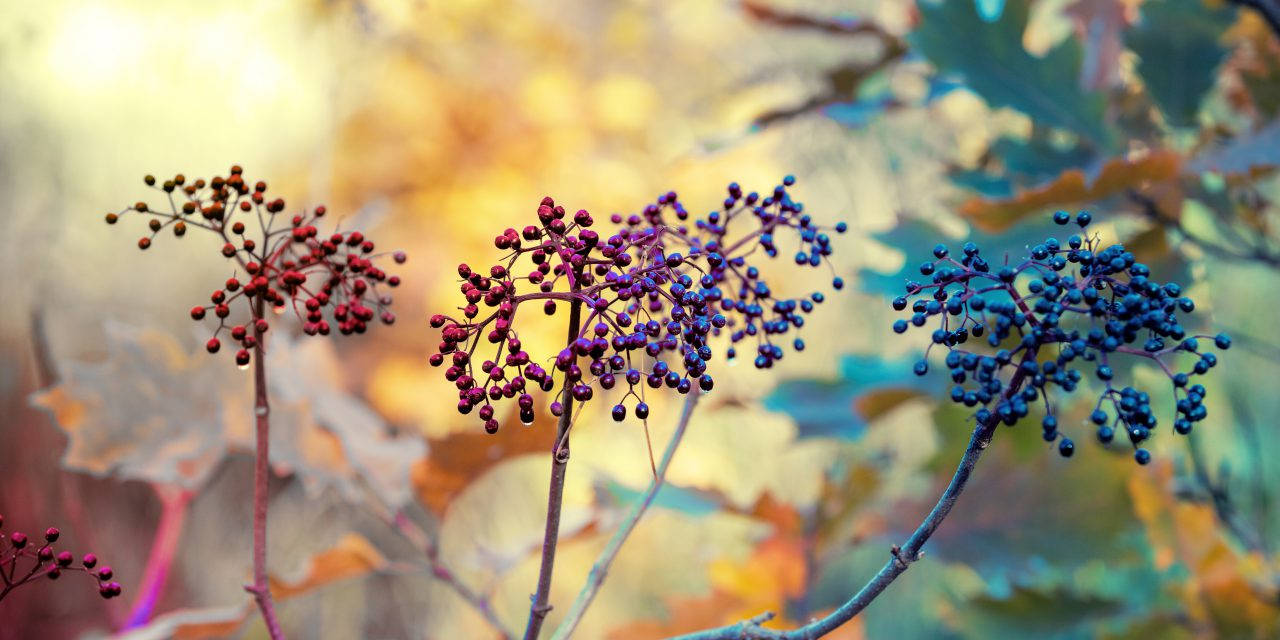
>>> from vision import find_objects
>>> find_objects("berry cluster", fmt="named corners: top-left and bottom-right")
top-left (890, 211), bottom-right (1228, 464)
top-left (104, 166), bottom-right (406, 367)
top-left (430, 176), bottom-right (846, 433)
top-left (0, 514), bottom-right (121, 601)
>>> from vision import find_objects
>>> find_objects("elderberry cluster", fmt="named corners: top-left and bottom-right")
top-left (0, 514), bottom-right (121, 601)
top-left (104, 166), bottom-right (406, 367)
top-left (430, 176), bottom-right (846, 433)
top-left (890, 211), bottom-right (1228, 464)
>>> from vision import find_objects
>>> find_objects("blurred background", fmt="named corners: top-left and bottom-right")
top-left (1, 0), bottom-right (1278, 637)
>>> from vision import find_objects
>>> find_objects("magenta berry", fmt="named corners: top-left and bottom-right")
top-left (0, 514), bottom-right (121, 602)
top-left (429, 177), bottom-right (845, 433)
top-left (102, 166), bottom-right (407, 365)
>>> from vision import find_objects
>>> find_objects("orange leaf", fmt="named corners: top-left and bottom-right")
top-left (268, 533), bottom-right (386, 600)
top-left (960, 151), bottom-right (1184, 232)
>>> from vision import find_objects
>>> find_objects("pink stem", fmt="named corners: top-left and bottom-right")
top-left (124, 485), bottom-right (193, 629)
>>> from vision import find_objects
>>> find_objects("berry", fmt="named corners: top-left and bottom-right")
top-left (888, 209), bottom-right (1226, 464)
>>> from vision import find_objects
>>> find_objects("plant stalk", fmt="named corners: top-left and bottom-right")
top-left (522, 294), bottom-right (583, 640)
top-left (550, 389), bottom-right (701, 640)
top-left (246, 299), bottom-right (285, 640)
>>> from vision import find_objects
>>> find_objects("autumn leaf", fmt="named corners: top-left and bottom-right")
top-left (31, 323), bottom-right (424, 510)
top-left (959, 151), bottom-right (1184, 231)
top-left (29, 322), bottom-right (238, 489)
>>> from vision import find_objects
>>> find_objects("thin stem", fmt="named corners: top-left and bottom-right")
top-left (668, 351), bottom-right (1037, 640)
top-left (245, 297), bottom-right (285, 640)
top-left (523, 292), bottom-right (584, 640)
top-left (550, 390), bottom-right (702, 640)
top-left (390, 515), bottom-right (516, 640)
top-left (124, 485), bottom-right (194, 629)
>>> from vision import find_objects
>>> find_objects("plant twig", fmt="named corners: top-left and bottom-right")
top-left (523, 293), bottom-right (584, 640)
top-left (666, 351), bottom-right (1037, 639)
top-left (391, 514), bottom-right (516, 640)
top-left (244, 297), bottom-right (285, 640)
top-left (125, 485), bottom-right (194, 629)
top-left (550, 390), bottom-right (702, 640)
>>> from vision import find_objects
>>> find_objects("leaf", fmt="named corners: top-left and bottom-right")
top-left (1125, 0), bottom-right (1236, 127)
top-left (765, 355), bottom-right (940, 439)
top-left (257, 334), bottom-right (427, 511)
top-left (1187, 119), bottom-right (1280, 177)
top-left (269, 533), bottom-right (387, 599)
top-left (30, 323), bottom-right (425, 511)
top-left (959, 151), bottom-right (1184, 231)
top-left (909, 0), bottom-right (1111, 145)
top-left (29, 322), bottom-right (237, 489)
top-left (117, 534), bottom-right (389, 640)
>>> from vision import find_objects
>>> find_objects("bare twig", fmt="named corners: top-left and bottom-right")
top-left (550, 390), bottom-right (702, 640)
top-left (391, 515), bottom-right (515, 639)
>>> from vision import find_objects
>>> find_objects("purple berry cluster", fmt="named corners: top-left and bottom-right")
top-left (429, 176), bottom-right (847, 433)
top-left (104, 166), bottom-right (406, 368)
top-left (890, 211), bottom-right (1229, 464)
top-left (0, 514), bottom-right (121, 601)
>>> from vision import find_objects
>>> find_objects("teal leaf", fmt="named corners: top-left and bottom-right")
top-left (909, 0), bottom-right (1111, 146)
top-left (1125, 0), bottom-right (1236, 128)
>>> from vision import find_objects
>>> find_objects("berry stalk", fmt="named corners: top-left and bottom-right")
top-left (523, 292), bottom-right (582, 640)
top-left (550, 388), bottom-right (701, 640)
top-left (245, 296), bottom-right (285, 640)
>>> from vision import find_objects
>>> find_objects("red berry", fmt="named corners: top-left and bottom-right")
top-left (138, 237), bottom-right (151, 250)
top-left (190, 306), bottom-right (206, 320)
top-left (206, 338), bottom-right (221, 354)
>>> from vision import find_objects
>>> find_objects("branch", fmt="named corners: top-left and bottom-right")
top-left (1126, 190), bottom-right (1280, 269)
top-left (667, 351), bottom-right (1037, 639)
top-left (741, 0), bottom-right (908, 129)
top-left (391, 515), bottom-right (516, 639)
top-left (549, 390), bottom-right (702, 640)
top-left (522, 294), bottom-right (584, 640)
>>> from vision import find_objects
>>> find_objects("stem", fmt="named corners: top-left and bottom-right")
top-left (550, 390), bottom-right (702, 640)
top-left (124, 485), bottom-right (193, 629)
top-left (523, 293), bottom-right (583, 640)
top-left (245, 298), bottom-right (285, 640)
top-left (391, 514), bottom-right (517, 640)
top-left (669, 350), bottom-right (1037, 640)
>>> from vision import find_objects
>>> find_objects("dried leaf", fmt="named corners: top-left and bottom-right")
top-left (959, 151), bottom-right (1184, 231)
top-left (31, 323), bottom-right (424, 510)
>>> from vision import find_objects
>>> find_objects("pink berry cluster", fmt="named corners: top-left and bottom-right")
top-left (0, 513), bottom-right (121, 602)
top-left (429, 176), bottom-right (846, 433)
top-left (104, 166), bottom-right (406, 367)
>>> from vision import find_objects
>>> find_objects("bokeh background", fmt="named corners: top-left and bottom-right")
top-left (2, 0), bottom-right (1279, 638)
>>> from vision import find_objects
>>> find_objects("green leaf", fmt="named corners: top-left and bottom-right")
top-left (909, 0), bottom-right (1111, 146)
top-left (1125, 0), bottom-right (1236, 127)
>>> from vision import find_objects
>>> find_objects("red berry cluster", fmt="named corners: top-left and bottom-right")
top-left (429, 176), bottom-right (846, 433)
top-left (105, 166), bottom-right (406, 366)
top-left (0, 514), bottom-right (121, 601)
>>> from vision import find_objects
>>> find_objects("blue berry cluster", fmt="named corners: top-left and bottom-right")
top-left (430, 176), bottom-right (846, 433)
top-left (890, 211), bottom-right (1229, 464)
